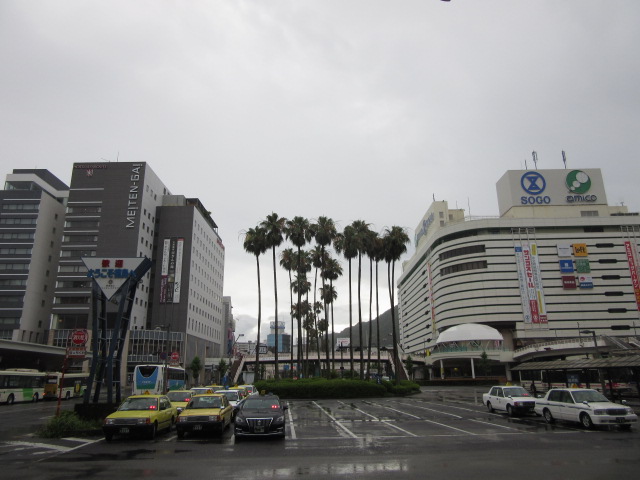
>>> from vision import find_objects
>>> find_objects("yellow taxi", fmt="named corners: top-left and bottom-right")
top-left (103, 394), bottom-right (177, 441)
top-left (166, 389), bottom-right (193, 413)
top-left (176, 393), bottom-right (233, 438)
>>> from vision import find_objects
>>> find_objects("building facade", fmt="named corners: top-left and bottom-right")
top-left (0, 170), bottom-right (68, 347)
top-left (398, 168), bottom-right (640, 378)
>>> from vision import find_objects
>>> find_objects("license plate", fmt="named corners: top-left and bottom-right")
top-left (119, 427), bottom-right (129, 434)
top-left (255, 426), bottom-right (264, 433)
top-left (193, 425), bottom-right (202, 430)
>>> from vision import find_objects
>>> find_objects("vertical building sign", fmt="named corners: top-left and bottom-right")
top-left (514, 243), bottom-right (548, 324)
top-left (427, 262), bottom-right (436, 336)
top-left (160, 237), bottom-right (183, 304)
top-left (625, 241), bottom-right (640, 311)
top-left (160, 239), bottom-right (171, 304)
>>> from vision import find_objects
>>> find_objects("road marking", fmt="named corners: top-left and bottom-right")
top-left (395, 401), bottom-right (463, 418)
top-left (6, 441), bottom-right (73, 453)
top-left (468, 419), bottom-right (521, 430)
top-left (338, 401), bottom-right (379, 420)
top-left (312, 401), bottom-right (357, 438)
top-left (287, 403), bottom-right (297, 439)
top-left (382, 421), bottom-right (419, 437)
top-left (367, 402), bottom-right (421, 419)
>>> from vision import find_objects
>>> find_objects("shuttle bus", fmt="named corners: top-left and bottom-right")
top-left (132, 364), bottom-right (186, 395)
top-left (43, 372), bottom-right (89, 400)
top-left (0, 369), bottom-right (47, 404)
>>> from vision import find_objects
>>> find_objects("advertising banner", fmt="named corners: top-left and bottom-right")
top-left (559, 259), bottom-right (574, 273)
top-left (562, 276), bottom-right (577, 289)
top-left (624, 241), bottom-right (640, 310)
top-left (173, 238), bottom-right (184, 303)
top-left (578, 275), bottom-right (593, 288)
top-left (514, 243), bottom-right (547, 324)
top-left (575, 258), bottom-right (591, 273)
top-left (514, 246), bottom-right (532, 324)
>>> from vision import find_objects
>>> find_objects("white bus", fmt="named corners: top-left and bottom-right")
top-left (0, 369), bottom-right (47, 404)
top-left (132, 364), bottom-right (186, 395)
top-left (43, 372), bottom-right (89, 401)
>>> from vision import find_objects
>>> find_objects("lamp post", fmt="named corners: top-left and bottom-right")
top-left (156, 324), bottom-right (171, 393)
top-left (580, 329), bottom-right (607, 395)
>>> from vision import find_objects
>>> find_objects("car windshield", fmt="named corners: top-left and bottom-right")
top-left (571, 390), bottom-right (609, 403)
top-left (119, 398), bottom-right (158, 411)
top-left (167, 392), bottom-right (190, 402)
top-left (504, 387), bottom-right (530, 397)
top-left (242, 398), bottom-right (281, 410)
top-left (222, 391), bottom-right (239, 401)
top-left (187, 396), bottom-right (222, 409)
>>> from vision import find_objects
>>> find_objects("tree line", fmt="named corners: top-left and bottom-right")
top-left (242, 214), bottom-right (409, 384)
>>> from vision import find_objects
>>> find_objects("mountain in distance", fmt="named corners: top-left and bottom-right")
top-left (330, 306), bottom-right (398, 349)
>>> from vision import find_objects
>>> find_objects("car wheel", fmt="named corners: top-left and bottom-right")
top-left (543, 409), bottom-right (554, 424)
top-left (7, 394), bottom-right (15, 405)
top-left (65, 391), bottom-right (71, 400)
top-left (32, 393), bottom-right (39, 402)
top-left (148, 422), bottom-right (157, 440)
top-left (506, 405), bottom-right (514, 417)
top-left (104, 433), bottom-right (113, 442)
top-left (169, 416), bottom-right (175, 431)
top-left (580, 413), bottom-right (594, 430)
top-left (486, 402), bottom-right (494, 413)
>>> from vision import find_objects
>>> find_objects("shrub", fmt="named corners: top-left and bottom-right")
top-left (254, 378), bottom-right (386, 399)
top-left (38, 411), bottom-right (102, 438)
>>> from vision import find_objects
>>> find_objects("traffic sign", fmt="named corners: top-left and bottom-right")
top-left (70, 329), bottom-right (88, 346)
top-left (170, 351), bottom-right (180, 362)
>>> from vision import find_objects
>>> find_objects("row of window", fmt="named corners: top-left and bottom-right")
top-left (0, 279), bottom-right (27, 286)
top-left (0, 263), bottom-right (29, 271)
top-left (0, 218), bottom-right (37, 225)
top-left (0, 232), bottom-right (34, 240)
top-left (2, 203), bottom-right (39, 211)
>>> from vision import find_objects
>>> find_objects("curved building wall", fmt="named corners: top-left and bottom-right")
top-left (398, 215), bottom-right (640, 356)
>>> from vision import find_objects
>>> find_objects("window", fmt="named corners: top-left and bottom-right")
top-left (580, 211), bottom-right (599, 217)
top-left (441, 260), bottom-right (487, 276)
top-left (439, 245), bottom-right (486, 261)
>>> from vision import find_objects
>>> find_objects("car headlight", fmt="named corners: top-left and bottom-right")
top-left (136, 418), bottom-right (150, 425)
top-left (593, 409), bottom-right (606, 415)
top-left (274, 415), bottom-right (284, 423)
top-left (235, 416), bottom-right (245, 424)
top-left (626, 408), bottom-right (634, 415)
top-left (105, 418), bottom-right (115, 425)
top-left (209, 415), bottom-right (221, 422)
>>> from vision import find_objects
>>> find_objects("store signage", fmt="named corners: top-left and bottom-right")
top-left (557, 244), bottom-right (572, 257)
top-left (575, 258), bottom-right (591, 273)
top-left (578, 275), bottom-right (594, 289)
top-left (624, 241), bottom-right (640, 311)
top-left (559, 260), bottom-right (574, 273)
top-left (83, 257), bottom-right (147, 300)
top-left (125, 164), bottom-right (143, 228)
top-left (573, 244), bottom-right (588, 256)
top-left (562, 276), bottom-right (577, 289)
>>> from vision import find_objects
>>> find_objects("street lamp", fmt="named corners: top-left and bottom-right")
top-left (580, 329), bottom-right (607, 395)
top-left (156, 324), bottom-right (171, 393)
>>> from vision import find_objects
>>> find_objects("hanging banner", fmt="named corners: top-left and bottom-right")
top-left (514, 243), bottom-right (547, 324)
top-left (529, 243), bottom-right (548, 323)
top-left (514, 246), bottom-right (532, 324)
top-left (624, 241), bottom-right (640, 311)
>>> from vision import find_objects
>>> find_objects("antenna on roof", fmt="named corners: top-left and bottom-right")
top-left (562, 150), bottom-right (567, 169)
top-left (524, 159), bottom-right (528, 170)
top-left (532, 151), bottom-right (538, 170)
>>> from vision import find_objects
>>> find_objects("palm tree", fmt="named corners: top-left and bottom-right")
top-left (311, 216), bottom-right (337, 378)
top-left (363, 228), bottom-right (377, 379)
top-left (335, 226), bottom-right (358, 377)
top-left (242, 226), bottom-right (267, 381)
top-left (383, 226), bottom-right (410, 385)
top-left (279, 247), bottom-right (295, 374)
top-left (291, 271), bottom-right (311, 374)
top-left (260, 213), bottom-right (287, 380)
top-left (322, 257), bottom-right (342, 371)
top-left (371, 234), bottom-right (386, 375)
top-left (284, 216), bottom-right (313, 377)
top-left (350, 220), bottom-right (371, 380)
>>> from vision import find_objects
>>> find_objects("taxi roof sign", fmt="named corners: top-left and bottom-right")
top-left (82, 257), bottom-right (148, 300)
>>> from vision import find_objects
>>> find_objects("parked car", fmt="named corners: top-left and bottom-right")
top-left (166, 390), bottom-right (193, 413)
top-left (234, 393), bottom-right (287, 439)
top-left (103, 394), bottom-right (177, 441)
top-left (176, 393), bottom-right (233, 438)
top-left (534, 388), bottom-right (638, 430)
top-left (483, 385), bottom-right (536, 416)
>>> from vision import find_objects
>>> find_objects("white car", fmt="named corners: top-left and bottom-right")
top-left (483, 385), bottom-right (536, 416)
top-left (534, 388), bottom-right (638, 430)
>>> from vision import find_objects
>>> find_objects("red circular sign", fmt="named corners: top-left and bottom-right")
top-left (70, 329), bottom-right (88, 346)
top-left (170, 351), bottom-right (180, 362)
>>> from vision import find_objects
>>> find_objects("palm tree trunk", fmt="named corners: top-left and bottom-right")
top-left (272, 247), bottom-right (279, 380)
top-left (367, 257), bottom-right (373, 380)
top-left (288, 269), bottom-right (293, 376)
top-left (357, 252), bottom-right (363, 380)
top-left (255, 255), bottom-right (262, 381)
top-left (348, 259), bottom-right (354, 376)
top-left (330, 279), bottom-right (335, 373)
top-left (389, 260), bottom-right (399, 385)
top-left (375, 260), bottom-right (381, 376)
top-left (297, 246), bottom-right (303, 378)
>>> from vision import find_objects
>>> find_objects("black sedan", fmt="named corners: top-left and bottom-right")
top-left (234, 394), bottom-right (287, 440)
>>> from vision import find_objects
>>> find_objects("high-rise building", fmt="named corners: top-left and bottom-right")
top-left (398, 168), bottom-right (640, 379)
top-left (50, 162), bottom-right (226, 380)
top-left (0, 169), bottom-right (68, 345)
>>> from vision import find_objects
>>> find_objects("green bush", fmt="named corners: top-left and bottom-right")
top-left (380, 379), bottom-right (421, 396)
top-left (254, 378), bottom-right (387, 399)
top-left (38, 411), bottom-right (102, 438)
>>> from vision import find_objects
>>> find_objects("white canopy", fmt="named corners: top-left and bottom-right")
top-left (436, 324), bottom-right (503, 344)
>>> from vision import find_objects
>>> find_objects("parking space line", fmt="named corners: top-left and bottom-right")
top-left (382, 421), bottom-right (419, 437)
top-left (468, 419), bottom-right (521, 430)
top-left (395, 401), bottom-right (463, 418)
top-left (287, 402), bottom-right (297, 439)
top-left (312, 401), bottom-right (357, 438)
top-left (338, 401), bottom-right (379, 420)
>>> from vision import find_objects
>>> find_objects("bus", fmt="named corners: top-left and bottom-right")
top-left (43, 372), bottom-right (89, 401)
top-left (0, 369), bottom-right (47, 404)
top-left (132, 364), bottom-right (186, 395)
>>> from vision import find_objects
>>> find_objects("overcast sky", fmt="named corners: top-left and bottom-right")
top-left (2, 1), bottom-right (639, 343)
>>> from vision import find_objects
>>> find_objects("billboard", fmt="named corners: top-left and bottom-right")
top-left (514, 243), bottom-right (547, 324)
top-left (160, 237), bottom-right (184, 304)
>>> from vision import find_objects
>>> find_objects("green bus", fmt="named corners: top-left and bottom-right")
top-left (0, 369), bottom-right (47, 404)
